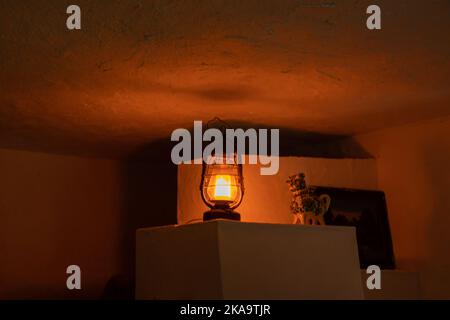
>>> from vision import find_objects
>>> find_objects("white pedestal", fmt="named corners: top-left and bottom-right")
top-left (136, 220), bottom-right (363, 300)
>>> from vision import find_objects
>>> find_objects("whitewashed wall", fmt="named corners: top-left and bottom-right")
top-left (177, 157), bottom-right (378, 225)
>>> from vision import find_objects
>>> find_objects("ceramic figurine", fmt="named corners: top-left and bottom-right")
top-left (287, 173), bottom-right (331, 225)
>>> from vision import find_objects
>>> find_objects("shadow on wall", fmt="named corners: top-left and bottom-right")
top-left (422, 131), bottom-right (450, 299)
top-left (101, 138), bottom-right (178, 299)
top-left (184, 119), bottom-right (373, 158)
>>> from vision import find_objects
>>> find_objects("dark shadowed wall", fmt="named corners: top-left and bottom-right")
top-left (0, 147), bottom-right (177, 299)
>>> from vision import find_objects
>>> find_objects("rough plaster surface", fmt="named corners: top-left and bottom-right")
top-left (1, 0), bottom-right (449, 157)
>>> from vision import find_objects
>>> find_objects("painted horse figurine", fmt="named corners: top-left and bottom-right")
top-left (287, 173), bottom-right (331, 225)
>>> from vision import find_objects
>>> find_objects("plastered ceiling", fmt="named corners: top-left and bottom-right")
top-left (1, 0), bottom-right (449, 157)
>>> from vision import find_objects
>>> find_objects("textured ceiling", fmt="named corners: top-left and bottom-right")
top-left (1, 0), bottom-right (449, 157)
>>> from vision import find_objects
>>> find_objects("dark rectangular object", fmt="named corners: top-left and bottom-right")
top-left (311, 186), bottom-right (395, 269)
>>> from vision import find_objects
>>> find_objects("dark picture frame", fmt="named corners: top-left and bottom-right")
top-left (311, 186), bottom-right (395, 269)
